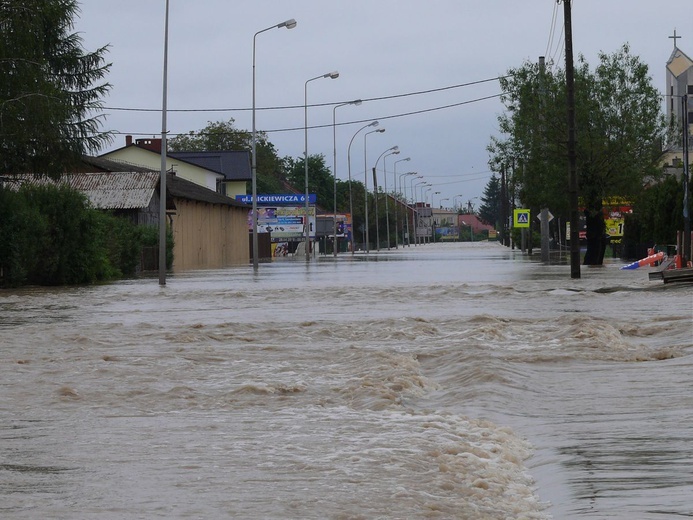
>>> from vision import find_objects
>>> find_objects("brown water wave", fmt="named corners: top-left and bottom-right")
top-left (1, 244), bottom-right (691, 518)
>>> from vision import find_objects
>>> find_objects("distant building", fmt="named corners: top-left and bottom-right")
top-left (458, 213), bottom-right (495, 237)
top-left (666, 39), bottom-right (693, 125)
top-left (662, 38), bottom-right (692, 177)
top-left (100, 136), bottom-right (251, 199)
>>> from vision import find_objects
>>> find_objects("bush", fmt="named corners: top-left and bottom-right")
top-left (0, 184), bottom-right (172, 287)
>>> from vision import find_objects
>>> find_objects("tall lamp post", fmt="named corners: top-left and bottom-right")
top-left (364, 128), bottom-right (385, 253)
top-left (304, 71), bottom-right (339, 262)
top-left (425, 187), bottom-right (433, 244)
top-left (373, 146), bottom-right (399, 251)
top-left (440, 197), bottom-right (450, 209)
top-left (252, 18), bottom-right (297, 270)
top-left (382, 149), bottom-right (400, 250)
top-left (393, 157), bottom-right (410, 249)
top-left (413, 180), bottom-right (427, 246)
top-left (347, 121), bottom-right (379, 254)
top-left (399, 171), bottom-right (416, 247)
top-left (332, 99), bottom-right (361, 257)
top-left (453, 194), bottom-right (464, 212)
top-left (158, 0), bottom-right (170, 286)
top-left (421, 183), bottom-right (432, 244)
top-left (409, 176), bottom-right (423, 246)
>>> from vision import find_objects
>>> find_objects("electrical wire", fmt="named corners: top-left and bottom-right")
top-left (104, 92), bottom-right (504, 137)
top-left (263, 93), bottom-right (504, 134)
top-left (102, 75), bottom-right (510, 113)
top-left (545, 1), bottom-right (559, 59)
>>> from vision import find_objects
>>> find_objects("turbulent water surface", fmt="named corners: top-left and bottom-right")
top-left (1, 242), bottom-right (691, 519)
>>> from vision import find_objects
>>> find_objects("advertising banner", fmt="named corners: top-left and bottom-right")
top-left (247, 206), bottom-right (315, 241)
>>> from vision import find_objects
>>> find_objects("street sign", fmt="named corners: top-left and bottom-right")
top-left (513, 209), bottom-right (530, 228)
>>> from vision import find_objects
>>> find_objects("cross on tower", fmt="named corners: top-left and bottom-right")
top-left (669, 29), bottom-right (682, 49)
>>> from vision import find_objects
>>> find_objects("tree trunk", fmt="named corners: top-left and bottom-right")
top-left (583, 207), bottom-right (607, 265)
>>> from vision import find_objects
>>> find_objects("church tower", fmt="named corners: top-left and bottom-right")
top-left (666, 30), bottom-right (692, 127)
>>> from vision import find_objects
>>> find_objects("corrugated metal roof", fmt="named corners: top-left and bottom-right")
top-left (3, 172), bottom-right (159, 209)
top-left (3, 169), bottom-right (249, 209)
top-left (65, 172), bottom-right (159, 209)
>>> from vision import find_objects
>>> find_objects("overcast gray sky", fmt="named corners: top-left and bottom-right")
top-left (74, 1), bottom-right (689, 208)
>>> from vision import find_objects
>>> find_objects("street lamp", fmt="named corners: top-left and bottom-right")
top-left (423, 184), bottom-right (433, 244)
top-left (432, 191), bottom-right (441, 242)
top-left (393, 157), bottom-right (410, 249)
top-left (252, 18), bottom-right (297, 270)
top-left (364, 128), bottom-right (385, 253)
top-left (422, 184), bottom-right (432, 244)
top-left (382, 149), bottom-right (399, 250)
top-left (409, 175), bottom-right (423, 245)
top-left (399, 171), bottom-right (416, 247)
top-left (304, 70), bottom-right (339, 262)
top-left (159, 0), bottom-right (170, 286)
top-left (413, 179), bottom-right (427, 246)
top-left (347, 121), bottom-right (379, 255)
top-left (373, 146), bottom-right (399, 251)
top-left (332, 99), bottom-right (362, 258)
top-left (420, 183), bottom-right (431, 206)
top-left (440, 197), bottom-right (450, 209)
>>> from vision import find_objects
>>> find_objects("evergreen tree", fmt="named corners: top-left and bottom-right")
top-left (0, 0), bottom-right (111, 176)
top-left (478, 174), bottom-right (501, 227)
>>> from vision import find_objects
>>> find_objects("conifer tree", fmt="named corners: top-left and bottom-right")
top-left (478, 174), bottom-right (501, 227)
top-left (0, 0), bottom-right (111, 176)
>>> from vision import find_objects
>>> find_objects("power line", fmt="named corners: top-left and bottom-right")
top-left (545, 1), bottom-right (559, 58)
top-left (102, 75), bottom-right (510, 113)
top-left (263, 93), bottom-right (503, 134)
top-left (426, 174), bottom-right (494, 187)
top-left (105, 92), bottom-right (504, 138)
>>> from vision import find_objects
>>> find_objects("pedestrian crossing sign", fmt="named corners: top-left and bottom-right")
top-left (513, 209), bottom-right (530, 228)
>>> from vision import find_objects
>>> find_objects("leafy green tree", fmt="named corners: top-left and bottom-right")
top-left (169, 119), bottom-right (252, 151)
top-left (626, 176), bottom-right (685, 248)
top-left (0, 0), bottom-right (111, 176)
top-left (489, 44), bottom-right (666, 264)
top-left (168, 119), bottom-right (286, 194)
top-left (284, 154), bottom-right (335, 209)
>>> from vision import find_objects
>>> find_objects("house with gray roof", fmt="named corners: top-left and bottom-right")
top-left (99, 136), bottom-right (251, 198)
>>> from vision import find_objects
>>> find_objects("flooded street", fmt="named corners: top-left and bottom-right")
top-left (1, 242), bottom-right (691, 519)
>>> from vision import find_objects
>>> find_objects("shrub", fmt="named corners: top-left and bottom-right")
top-left (0, 184), bottom-right (174, 287)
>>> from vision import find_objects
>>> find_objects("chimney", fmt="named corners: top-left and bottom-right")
top-left (125, 135), bottom-right (133, 146)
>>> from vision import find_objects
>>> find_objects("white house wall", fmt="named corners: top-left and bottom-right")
top-left (102, 147), bottom-right (222, 192)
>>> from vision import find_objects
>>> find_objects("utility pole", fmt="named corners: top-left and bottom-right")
top-left (158, 0), bottom-right (170, 286)
top-left (683, 94), bottom-right (691, 266)
top-left (500, 163), bottom-right (509, 246)
top-left (561, 0), bottom-right (581, 278)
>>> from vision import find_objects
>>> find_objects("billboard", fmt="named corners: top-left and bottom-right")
top-left (247, 206), bottom-right (315, 242)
